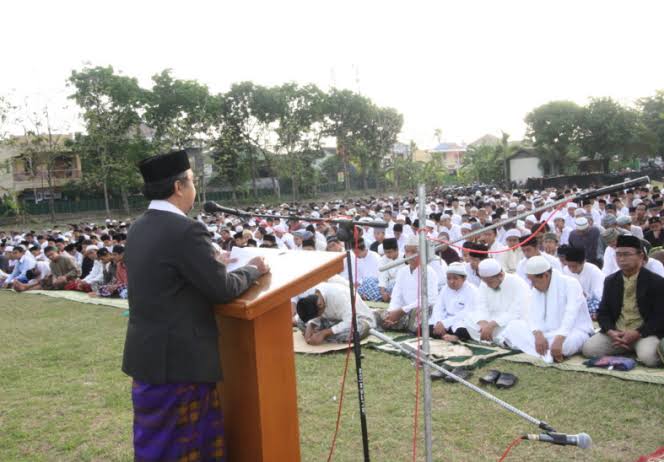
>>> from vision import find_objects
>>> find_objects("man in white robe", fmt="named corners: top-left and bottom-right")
top-left (462, 259), bottom-right (530, 346)
top-left (377, 238), bottom-right (401, 302)
top-left (503, 256), bottom-right (594, 363)
top-left (380, 235), bottom-right (438, 333)
top-left (516, 235), bottom-right (562, 284)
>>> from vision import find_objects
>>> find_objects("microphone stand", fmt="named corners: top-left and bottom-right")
top-left (213, 205), bottom-right (374, 462)
top-left (381, 176), bottom-right (650, 271)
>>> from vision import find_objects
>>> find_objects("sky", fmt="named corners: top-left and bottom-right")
top-left (2, 0), bottom-right (663, 149)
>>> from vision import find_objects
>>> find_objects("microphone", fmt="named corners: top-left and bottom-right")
top-left (523, 432), bottom-right (592, 449)
top-left (203, 201), bottom-right (248, 216)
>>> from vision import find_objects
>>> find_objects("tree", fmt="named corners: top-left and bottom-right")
top-left (524, 101), bottom-right (583, 175)
top-left (577, 97), bottom-right (654, 172)
top-left (143, 70), bottom-right (213, 202)
top-left (68, 65), bottom-right (145, 215)
top-left (12, 104), bottom-right (74, 221)
top-left (459, 144), bottom-right (504, 184)
top-left (323, 89), bottom-right (373, 194)
top-left (434, 128), bottom-right (442, 144)
top-left (271, 83), bottom-right (326, 200)
top-left (352, 106), bottom-right (403, 192)
top-left (637, 90), bottom-right (664, 157)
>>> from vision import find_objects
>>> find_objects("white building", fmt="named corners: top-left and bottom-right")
top-left (507, 149), bottom-right (543, 185)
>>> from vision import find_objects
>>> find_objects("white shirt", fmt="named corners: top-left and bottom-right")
top-left (526, 270), bottom-right (594, 337)
top-left (389, 264), bottom-right (439, 314)
top-left (428, 257), bottom-right (448, 291)
top-left (464, 262), bottom-right (482, 287)
top-left (378, 254), bottom-right (401, 289)
top-left (602, 246), bottom-right (619, 276)
top-left (563, 262), bottom-right (605, 301)
top-left (148, 199), bottom-right (187, 217)
top-left (430, 282), bottom-right (478, 331)
top-left (355, 250), bottom-right (381, 283)
top-left (645, 258), bottom-right (664, 277)
top-left (83, 260), bottom-right (105, 284)
top-left (314, 281), bottom-right (376, 335)
top-left (466, 272), bottom-right (530, 327)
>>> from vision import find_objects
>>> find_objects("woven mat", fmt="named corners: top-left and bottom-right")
top-left (15, 290), bottom-right (129, 310)
top-left (293, 330), bottom-right (382, 354)
top-left (501, 353), bottom-right (664, 385)
top-left (372, 337), bottom-right (515, 368)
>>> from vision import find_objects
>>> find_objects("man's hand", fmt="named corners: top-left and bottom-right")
top-left (533, 330), bottom-right (549, 356)
top-left (306, 328), bottom-right (331, 346)
top-left (380, 288), bottom-right (391, 303)
top-left (550, 335), bottom-right (565, 362)
top-left (304, 323), bottom-right (316, 342)
top-left (383, 308), bottom-right (405, 328)
top-left (607, 329), bottom-right (625, 347)
top-left (433, 321), bottom-right (446, 338)
top-left (247, 256), bottom-right (270, 275)
top-left (479, 321), bottom-right (497, 341)
top-left (616, 329), bottom-right (641, 348)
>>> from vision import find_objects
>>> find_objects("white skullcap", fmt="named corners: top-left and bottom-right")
top-left (405, 235), bottom-right (420, 247)
top-left (525, 214), bottom-right (537, 223)
top-left (516, 204), bottom-right (526, 212)
top-left (574, 208), bottom-right (585, 217)
top-left (505, 229), bottom-right (521, 239)
top-left (508, 202), bottom-right (517, 209)
top-left (425, 220), bottom-right (435, 228)
top-left (575, 217), bottom-right (589, 230)
top-left (447, 262), bottom-right (467, 277)
top-left (617, 215), bottom-right (631, 225)
top-left (568, 202), bottom-right (578, 209)
top-left (235, 226), bottom-right (243, 233)
top-left (632, 198), bottom-right (643, 207)
top-left (396, 214), bottom-right (406, 221)
top-left (461, 223), bottom-right (472, 230)
top-left (478, 259), bottom-right (502, 278)
top-left (525, 255), bottom-right (552, 275)
top-left (85, 245), bottom-right (99, 252)
top-left (274, 224), bottom-right (288, 233)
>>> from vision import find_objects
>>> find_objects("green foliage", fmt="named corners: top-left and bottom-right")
top-left (637, 90), bottom-right (664, 155)
top-left (525, 101), bottom-right (583, 175)
top-left (0, 193), bottom-right (18, 216)
top-left (577, 97), bottom-right (655, 166)
top-left (459, 144), bottom-right (505, 184)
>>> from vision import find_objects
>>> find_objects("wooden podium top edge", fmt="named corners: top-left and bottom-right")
top-left (214, 250), bottom-right (345, 320)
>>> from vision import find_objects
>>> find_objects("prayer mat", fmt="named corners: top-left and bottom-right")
top-left (132, 380), bottom-right (225, 462)
top-left (14, 289), bottom-right (129, 310)
top-left (501, 353), bottom-right (664, 385)
top-left (293, 330), bottom-right (382, 354)
top-left (371, 337), bottom-right (515, 369)
top-left (366, 300), bottom-right (390, 310)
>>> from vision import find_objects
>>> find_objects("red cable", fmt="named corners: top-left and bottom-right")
top-left (498, 436), bottom-right (523, 462)
top-left (326, 225), bottom-right (361, 462)
top-left (428, 199), bottom-right (570, 255)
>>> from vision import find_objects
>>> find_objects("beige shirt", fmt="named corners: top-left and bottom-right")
top-left (616, 272), bottom-right (642, 331)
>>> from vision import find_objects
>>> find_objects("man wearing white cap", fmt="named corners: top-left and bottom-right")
top-left (502, 229), bottom-right (524, 274)
top-left (462, 258), bottom-right (530, 346)
top-left (273, 223), bottom-right (295, 250)
top-left (380, 235), bottom-right (439, 333)
top-left (430, 262), bottom-right (477, 342)
top-left (503, 256), bottom-right (594, 363)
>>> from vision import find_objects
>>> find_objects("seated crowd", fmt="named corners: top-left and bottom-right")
top-left (2, 182), bottom-right (663, 366)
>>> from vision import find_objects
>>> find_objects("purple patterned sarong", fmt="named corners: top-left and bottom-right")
top-left (132, 380), bottom-right (225, 462)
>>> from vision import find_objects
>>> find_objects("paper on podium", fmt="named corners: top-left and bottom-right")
top-left (226, 246), bottom-right (285, 272)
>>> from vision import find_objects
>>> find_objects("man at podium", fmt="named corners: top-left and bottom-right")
top-left (122, 150), bottom-right (270, 462)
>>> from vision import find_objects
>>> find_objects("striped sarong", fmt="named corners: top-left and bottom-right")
top-left (132, 380), bottom-right (225, 462)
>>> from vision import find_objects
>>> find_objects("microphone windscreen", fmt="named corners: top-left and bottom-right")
top-left (577, 433), bottom-right (592, 449)
top-left (203, 202), bottom-right (219, 214)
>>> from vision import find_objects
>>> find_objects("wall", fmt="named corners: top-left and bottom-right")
top-left (509, 157), bottom-right (542, 184)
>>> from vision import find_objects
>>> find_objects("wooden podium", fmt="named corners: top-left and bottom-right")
top-left (214, 250), bottom-right (345, 461)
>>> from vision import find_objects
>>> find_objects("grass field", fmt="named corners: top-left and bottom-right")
top-left (1, 291), bottom-right (663, 462)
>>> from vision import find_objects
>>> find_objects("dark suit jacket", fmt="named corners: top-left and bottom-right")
top-left (597, 267), bottom-right (664, 338)
top-left (122, 209), bottom-right (260, 384)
